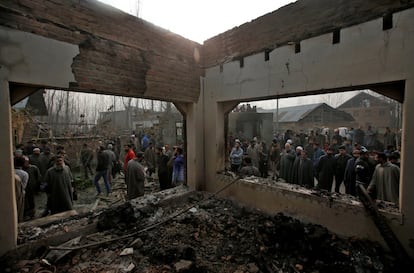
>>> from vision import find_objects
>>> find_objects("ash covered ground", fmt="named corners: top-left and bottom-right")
top-left (1, 190), bottom-right (397, 273)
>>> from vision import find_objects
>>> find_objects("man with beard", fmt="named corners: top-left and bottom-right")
top-left (368, 152), bottom-right (400, 203)
top-left (292, 150), bottom-right (315, 188)
top-left (315, 146), bottom-right (336, 191)
top-left (43, 155), bottom-right (74, 215)
top-left (334, 145), bottom-right (352, 193)
top-left (279, 142), bottom-right (296, 183)
top-left (29, 147), bottom-right (42, 169)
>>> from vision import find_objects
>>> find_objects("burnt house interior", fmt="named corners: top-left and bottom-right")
top-left (1, 0), bottom-right (414, 271)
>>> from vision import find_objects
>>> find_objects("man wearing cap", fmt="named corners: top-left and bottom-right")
top-left (279, 142), bottom-right (296, 183)
top-left (315, 146), bottom-right (336, 191)
top-left (334, 145), bottom-right (352, 193)
top-left (367, 152), bottom-right (400, 203)
top-left (354, 146), bottom-right (376, 190)
top-left (29, 147), bottom-right (42, 169)
top-left (43, 155), bottom-right (74, 215)
top-left (229, 139), bottom-right (244, 173)
top-left (292, 150), bottom-right (314, 187)
top-left (126, 152), bottom-right (146, 199)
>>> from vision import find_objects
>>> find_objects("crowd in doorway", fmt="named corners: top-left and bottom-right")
top-left (228, 126), bottom-right (401, 205)
top-left (12, 133), bottom-right (186, 222)
top-left (232, 103), bottom-right (257, 113)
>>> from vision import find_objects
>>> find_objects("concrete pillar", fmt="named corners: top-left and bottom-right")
top-left (0, 69), bottom-right (17, 256)
top-left (400, 79), bottom-right (414, 244)
top-left (184, 102), bottom-right (204, 191)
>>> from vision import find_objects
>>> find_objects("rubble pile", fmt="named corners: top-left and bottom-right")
top-left (2, 193), bottom-right (396, 273)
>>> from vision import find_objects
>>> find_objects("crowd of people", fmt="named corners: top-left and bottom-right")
top-left (13, 140), bottom-right (74, 222)
top-left (228, 126), bottom-right (401, 204)
top-left (12, 134), bottom-right (186, 222)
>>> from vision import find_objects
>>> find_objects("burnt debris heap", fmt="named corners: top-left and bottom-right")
top-left (2, 191), bottom-right (398, 273)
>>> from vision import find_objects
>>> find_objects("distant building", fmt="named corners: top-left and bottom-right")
top-left (259, 103), bottom-right (355, 133)
top-left (337, 92), bottom-right (398, 131)
top-left (98, 105), bottom-right (183, 145)
top-left (12, 89), bottom-right (49, 144)
top-left (228, 112), bottom-right (273, 144)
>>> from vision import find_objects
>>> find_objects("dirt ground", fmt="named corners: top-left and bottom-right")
top-left (30, 172), bottom-right (160, 220)
top-left (3, 180), bottom-right (400, 273)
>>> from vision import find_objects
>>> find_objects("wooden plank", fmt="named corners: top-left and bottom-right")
top-left (18, 210), bottom-right (78, 229)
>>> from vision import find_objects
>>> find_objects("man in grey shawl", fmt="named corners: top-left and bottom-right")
top-left (126, 152), bottom-right (146, 200)
top-left (368, 152), bottom-right (400, 203)
top-left (43, 155), bottom-right (74, 215)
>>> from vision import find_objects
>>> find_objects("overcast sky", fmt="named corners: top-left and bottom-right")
top-left (97, 0), bottom-right (295, 43)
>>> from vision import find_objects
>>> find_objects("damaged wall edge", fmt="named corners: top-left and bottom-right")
top-left (213, 174), bottom-right (410, 255)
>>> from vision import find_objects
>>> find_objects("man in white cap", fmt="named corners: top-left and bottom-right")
top-left (29, 147), bottom-right (42, 168)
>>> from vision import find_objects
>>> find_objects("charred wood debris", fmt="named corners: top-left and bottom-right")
top-left (1, 178), bottom-right (402, 273)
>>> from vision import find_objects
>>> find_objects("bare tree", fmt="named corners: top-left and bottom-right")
top-left (122, 97), bottom-right (133, 130)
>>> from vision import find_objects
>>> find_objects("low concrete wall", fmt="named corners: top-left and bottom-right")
top-left (212, 174), bottom-right (410, 255)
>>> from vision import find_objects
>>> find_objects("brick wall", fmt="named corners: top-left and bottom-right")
top-left (202, 0), bottom-right (414, 68)
top-left (0, 0), bottom-right (202, 103)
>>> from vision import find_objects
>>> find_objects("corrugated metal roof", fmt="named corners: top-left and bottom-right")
top-left (12, 97), bottom-right (29, 109)
top-left (259, 103), bottom-right (324, 122)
